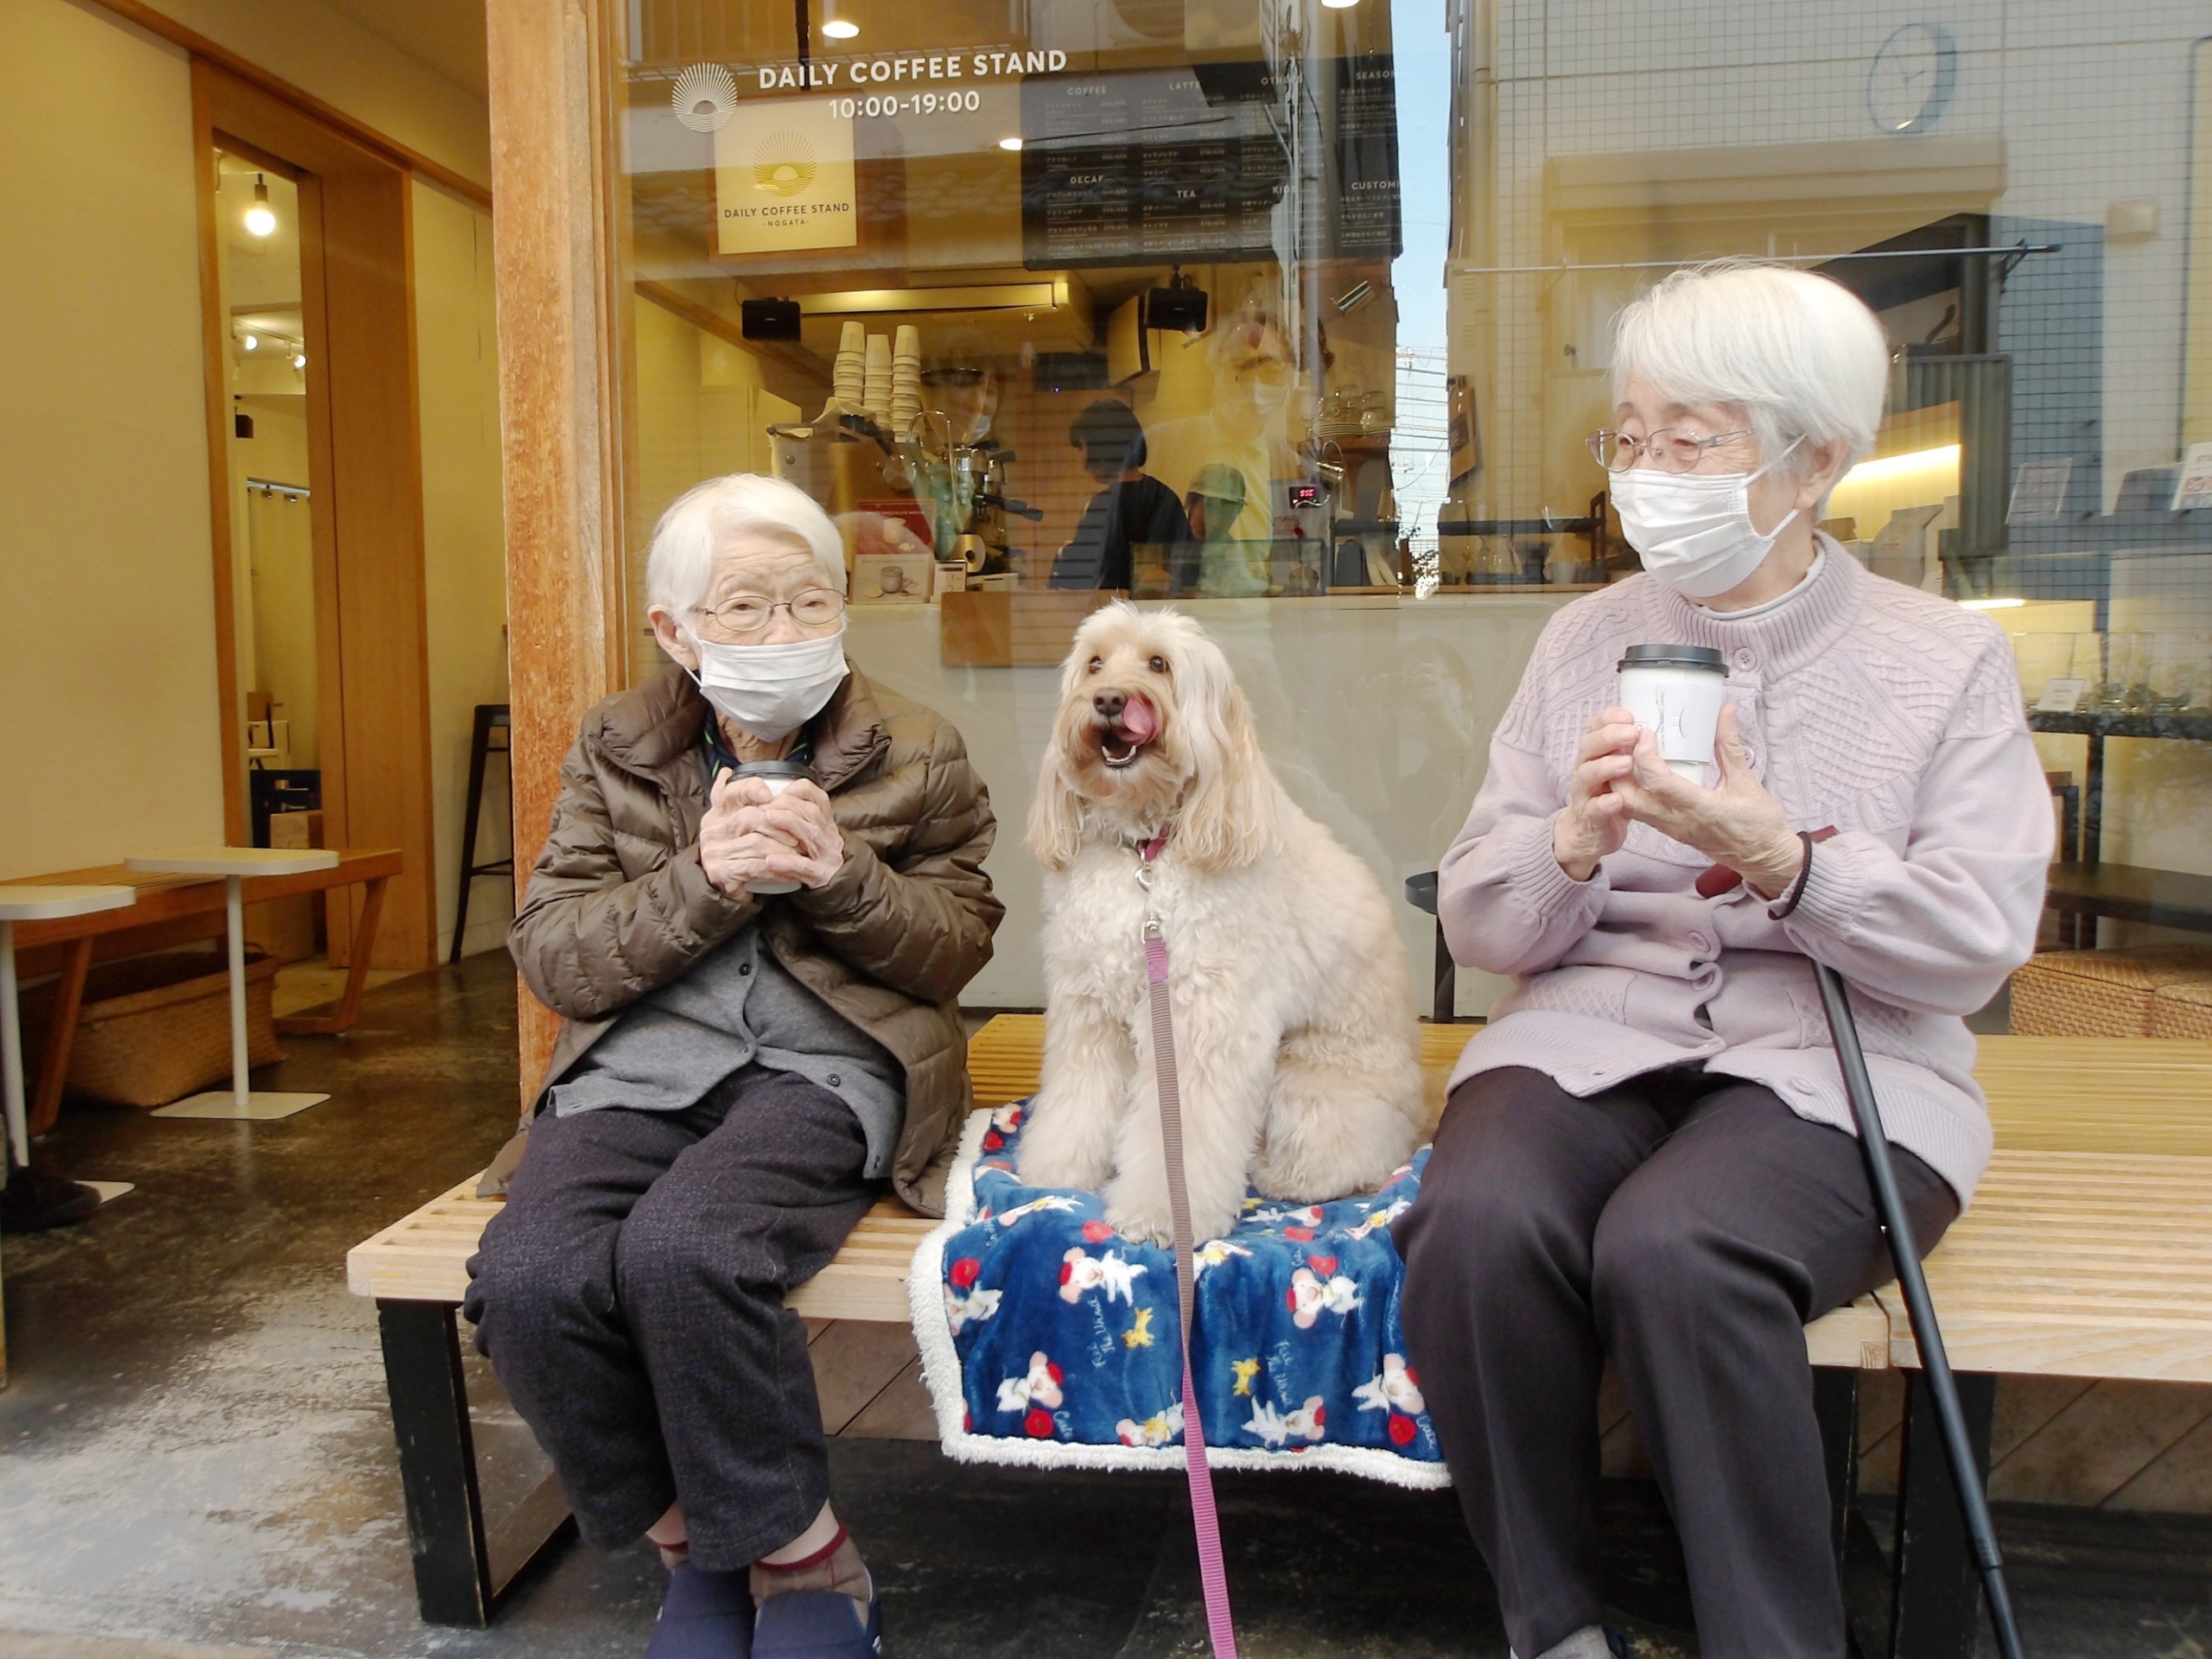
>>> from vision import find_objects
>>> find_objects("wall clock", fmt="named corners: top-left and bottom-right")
top-left (1867, 22), bottom-right (1958, 135)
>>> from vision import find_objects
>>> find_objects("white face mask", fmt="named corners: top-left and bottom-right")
top-left (683, 624), bottom-right (849, 741)
top-left (1611, 439), bottom-right (1802, 600)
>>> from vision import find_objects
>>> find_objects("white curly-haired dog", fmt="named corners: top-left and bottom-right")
top-left (1017, 603), bottom-right (1424, 1244)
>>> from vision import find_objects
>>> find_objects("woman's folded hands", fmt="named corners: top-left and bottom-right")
top-left (700, 771), bottom-right (849, 896)
top-left (1556, 704), bottom-right (1805, 899)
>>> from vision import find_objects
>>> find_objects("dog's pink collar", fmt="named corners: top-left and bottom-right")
top-left (1138, 831), bottom-right (1169, 863)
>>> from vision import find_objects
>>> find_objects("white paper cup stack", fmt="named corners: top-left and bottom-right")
top-left (833, 321), bottom-right (866, 413)
top-left (862, 334), bottom-right (892, 428)
top-left (891, 325), bottom-right (923, 440)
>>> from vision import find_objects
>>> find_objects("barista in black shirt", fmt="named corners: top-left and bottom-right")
top-left (1050, 399), bottom-right (1194, 592)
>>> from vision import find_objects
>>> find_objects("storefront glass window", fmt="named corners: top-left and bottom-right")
top-left (609, 3), bottom-right (2212, 1016)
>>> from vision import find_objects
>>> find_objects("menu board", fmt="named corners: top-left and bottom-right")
top-left (1020, 57), bottom-right (1401, 269)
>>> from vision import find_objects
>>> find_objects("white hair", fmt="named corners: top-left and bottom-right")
top-left (645, 473), bottom-right (845, 618)
top-left (1611, 263), bottom-right (1891, 475)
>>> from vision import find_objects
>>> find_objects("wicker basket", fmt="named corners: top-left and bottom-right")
top-left (22, 948), bottom-right (283, 1109)
top-left (2150, 981), bottom-right (2212, 1041)
top-left (2009, 947), bottom-right (2212, 1038)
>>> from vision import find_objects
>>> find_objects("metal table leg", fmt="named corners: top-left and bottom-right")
top-left (1, 918), bottom-right (24, 1170)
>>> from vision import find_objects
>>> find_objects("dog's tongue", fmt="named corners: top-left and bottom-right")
top-left (1119, 695), bottom-right (1159, 744)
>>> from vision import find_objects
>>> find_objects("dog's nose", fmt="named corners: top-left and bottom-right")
top-left (1092, 690), bottom-right (1126, 721)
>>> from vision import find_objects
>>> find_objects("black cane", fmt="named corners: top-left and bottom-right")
top-left (1814, 962), bottom-right (2025, 1659)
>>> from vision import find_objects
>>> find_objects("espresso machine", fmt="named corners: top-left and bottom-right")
top-left (901, 413), bottom-right (1039, 577)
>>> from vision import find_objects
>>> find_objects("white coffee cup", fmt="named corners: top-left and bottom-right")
top-left (1618, 644), bottom-right (1728, 787)
top-left (734, 760), bottom-right (810, 893)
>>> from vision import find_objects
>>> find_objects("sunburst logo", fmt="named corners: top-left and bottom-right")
top-left (671, 63), bottom-right (737, 133)
top-left (752, 130), bottom-right (818, 196)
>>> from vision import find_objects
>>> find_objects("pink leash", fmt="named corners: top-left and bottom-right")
top-left (1138, 835), bottom-right (1240, 1659)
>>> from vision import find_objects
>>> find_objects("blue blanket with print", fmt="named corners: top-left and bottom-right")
top-left (909, 1101), bottom-right (1448, 1486)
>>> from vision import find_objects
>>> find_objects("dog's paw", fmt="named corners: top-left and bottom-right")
top-left (1103, 1202), bottom-right (1173, 1249)
top-left (1015, 1115), bottom-right (1109, 1192)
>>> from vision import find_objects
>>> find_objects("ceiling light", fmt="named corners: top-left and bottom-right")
top-left (292, 353), bottom-right (307, 370)
top-left (1322, 0), bottom-right (1361, 9)
top-left (998, 137), bottom-right (1022, 151)
top-left (242, 333), bottom-right (258, 352)
top-left (245, 175), bottom-right (276, 238)
top-left (820, 2), bottom-right (858, 39)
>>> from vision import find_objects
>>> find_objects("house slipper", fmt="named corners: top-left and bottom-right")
top-left (751, 1583), bottom-right (882, 1657)
top-left (644, 1561), bottom-right (753, 1658)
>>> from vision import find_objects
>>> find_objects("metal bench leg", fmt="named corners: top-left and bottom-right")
top-left (1887, 1369), bottom-right (1999, 1659)
top-left (1812, 1366), bottom-right (1859, 1586)
top-left (378, 1300), bottom-right (496, 1626)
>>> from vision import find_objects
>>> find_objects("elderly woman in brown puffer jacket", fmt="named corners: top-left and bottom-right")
top-left (465, 474), bottom-right (999, 1659)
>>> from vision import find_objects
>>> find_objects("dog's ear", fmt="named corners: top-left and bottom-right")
top-left (1027, 675), bottom-right (1089, 871)
top-left (1173, 633), bottom-right (1281, 873)
top-left (1027, 772), bottom-right (1087, 873)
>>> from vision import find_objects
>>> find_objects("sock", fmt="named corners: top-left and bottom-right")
top-left (1511, 1629), bottom-right (1618, 1659)
top-left (1533, 1628), bottom-right (1617, 1659)
top-left (750, 1525), bottom-right (871, 1613)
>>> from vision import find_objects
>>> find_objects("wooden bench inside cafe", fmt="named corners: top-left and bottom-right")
top-left (348, 1019), bottom-right (2212, 1656)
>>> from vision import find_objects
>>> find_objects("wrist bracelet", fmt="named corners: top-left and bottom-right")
top-left (1768, 828), bottom-right (1837, 919)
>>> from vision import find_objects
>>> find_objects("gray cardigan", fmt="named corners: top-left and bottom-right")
top-left (1439, 542), bottom-right (2052, 1204)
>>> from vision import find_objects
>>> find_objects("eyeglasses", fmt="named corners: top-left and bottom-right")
top-left (1586, 427), bottom-right (1754, 474)
top-left (693, 588), bottom-right (845, 637)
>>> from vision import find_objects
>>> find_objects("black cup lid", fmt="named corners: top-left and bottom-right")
top-left (733, 759), bottom-right (811, 778)
top-left (1618, 644), bottom-right (1726, 672)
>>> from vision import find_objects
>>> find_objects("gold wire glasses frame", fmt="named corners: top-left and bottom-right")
top-left (1586, 428), bottom-right (1754, 474)
top-left (692, 589), bottom-right (846, 637)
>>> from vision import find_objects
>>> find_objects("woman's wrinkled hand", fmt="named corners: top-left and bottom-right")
top-left (1610, 704), bottom-right (1805, 898)
top-left (701, 772), bottom-right (848, 895)
top-left (1554, 706), bottom-right (1640, 881)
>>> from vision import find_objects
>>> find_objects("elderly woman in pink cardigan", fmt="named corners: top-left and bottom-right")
top-left (1395, 264), bottom-right (2051, 1659)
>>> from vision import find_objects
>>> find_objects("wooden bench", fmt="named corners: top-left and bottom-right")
top-left (346, 1022), bottom-right (2212, 1654)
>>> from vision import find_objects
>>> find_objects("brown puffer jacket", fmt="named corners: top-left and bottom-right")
top-left (491, 664), bottom-right (1001, 1214)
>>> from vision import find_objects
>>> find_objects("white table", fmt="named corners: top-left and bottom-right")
top-left (0, 886), bottom-right (137, 1166)
top-left (124, 849), bottom-right (341, 1120)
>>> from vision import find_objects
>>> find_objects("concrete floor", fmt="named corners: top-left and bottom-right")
top-left (1, 955), bottom-right (2206, 1657)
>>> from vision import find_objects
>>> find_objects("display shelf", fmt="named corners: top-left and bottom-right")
top-left (2026, 708), bottom-right (2212, 866)
top-left (2044, 862), bottom-right (2212, 935)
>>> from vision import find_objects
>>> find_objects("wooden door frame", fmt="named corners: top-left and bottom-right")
top-left (486, 0), bottom-right (630, 1101)
top-left (193, 60), bottom-right (440, 969)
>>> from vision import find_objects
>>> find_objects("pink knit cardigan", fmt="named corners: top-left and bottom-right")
top-left (1440, 541), bottom-right (2052, 1203)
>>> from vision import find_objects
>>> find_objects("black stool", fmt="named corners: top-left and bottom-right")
top-left (1405, 871), bottom-right (1459, 1025)
top-left (450, 704), bottom-right (513, 963)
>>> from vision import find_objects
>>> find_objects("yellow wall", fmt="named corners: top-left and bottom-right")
top-left (415, 181), bottom-right (512, 958)
top-left (0, 0), bottom-right (507, 944)
top-left (629, 295), bottom-right (785, 664)
top-left (229, 397), bottom-right (317, 766)
top-left (0, 0), bottom-right (226, 878)
top-left (134, 0), bottom-right (490, 189)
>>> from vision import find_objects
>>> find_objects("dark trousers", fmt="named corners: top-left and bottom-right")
top-left (1395, 1066), bottom-right (1958, 1659)
top-left (463, 1066), bottom-right (877, 1570)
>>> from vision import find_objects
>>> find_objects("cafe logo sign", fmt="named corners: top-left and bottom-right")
top-left (715, 97), bottom-right (856, 255)
top-left (671, 63), bottom-right (738, 132)
top-left (752, 130), bottom-right (818, 196)
top-left (747, 48), bottom-right (1068, 91)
